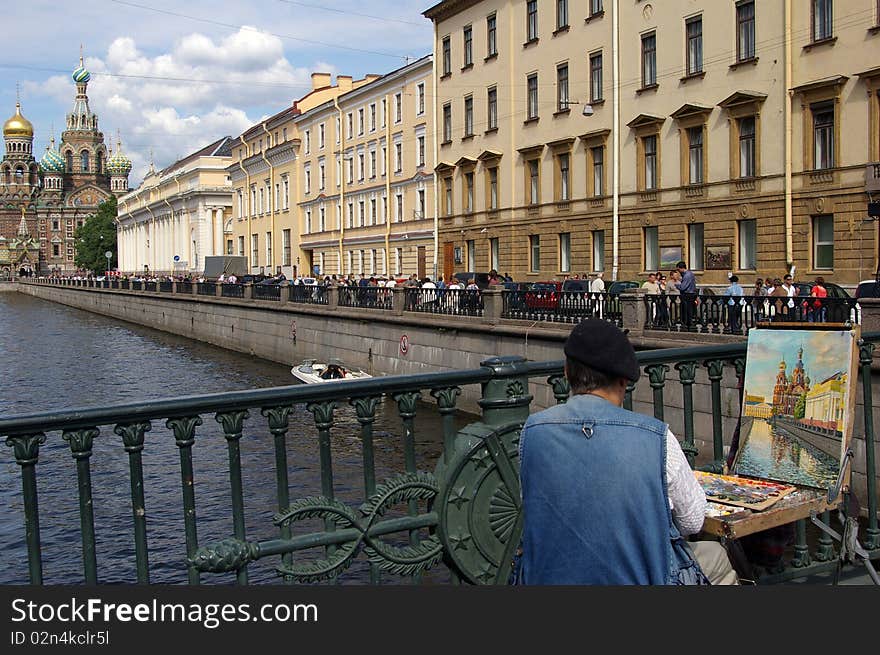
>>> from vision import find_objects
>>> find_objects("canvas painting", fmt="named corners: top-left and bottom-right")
top-left (705, 245), bottom-right (732, 270)
top-left (659, 246), bottom-right (682, 270)
top-left (732, 328), bottom-right (858, 490)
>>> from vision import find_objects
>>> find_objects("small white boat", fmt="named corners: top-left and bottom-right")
top-left (290, 358), bottom-right (372, 384)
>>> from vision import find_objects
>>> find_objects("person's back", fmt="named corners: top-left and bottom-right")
top-left (520, 394), bottom-right (675, 584)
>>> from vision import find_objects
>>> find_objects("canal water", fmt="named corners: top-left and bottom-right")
top-left (0, 292), bottom-right (472, 584)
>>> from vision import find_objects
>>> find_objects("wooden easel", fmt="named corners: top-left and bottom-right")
top-left (700, 322), bottom-right (878, 584)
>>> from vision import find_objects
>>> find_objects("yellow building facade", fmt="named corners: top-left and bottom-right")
top-left (117, 137), bottom-right (233, 274)
top-left (423, 0), bottom-right (880, 285)
top-left (296, 56), bottom-right (435, 279)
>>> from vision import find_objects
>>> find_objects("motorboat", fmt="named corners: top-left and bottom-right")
top-left (290, 358), bottom-right (372, 384)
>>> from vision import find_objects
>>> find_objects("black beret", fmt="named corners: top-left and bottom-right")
top-left (564, 319), bottom-right (640, 382)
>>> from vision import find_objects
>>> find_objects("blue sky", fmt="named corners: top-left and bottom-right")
top-left (743, 330), bottom-right (856, 400)
top-left (5, 0), bottom-right (433, 183)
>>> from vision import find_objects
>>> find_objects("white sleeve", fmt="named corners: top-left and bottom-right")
top-left (665, 429), bottom-right (707, 536)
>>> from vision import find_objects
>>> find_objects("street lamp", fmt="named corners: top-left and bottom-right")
top-left (558, 100), bottom-right (594, 116)
top-left (105, 250), bottom-right (112, 274)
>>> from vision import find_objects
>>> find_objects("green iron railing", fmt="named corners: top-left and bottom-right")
top-left (2, 340), bottom-right (878, 585)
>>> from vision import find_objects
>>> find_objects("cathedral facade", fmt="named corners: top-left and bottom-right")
top-left (0, 58), bottom-right (131, 276)
top-left (771, 346), bottom-right (811, 417)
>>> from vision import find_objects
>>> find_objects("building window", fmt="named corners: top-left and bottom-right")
top-left (320, 206), bottom-right (327, 231)
top-left (557, 153), bottom-right (570, 201)
top-left (487, 86), bottom-right (498, 130)
top-left (53, 244), bottom-right (60, 257)
top-left (527, 73), bottom-right (539, 120)
top-left (417, 135), bottom-right (426, 167)
top-left (812, 101), bottom-right (834, 169)
top-left (527, 1), bottom-right (538, 41)
top-left (487, 166), bottom-right (498, 209)
top-left (304, 168), bottom-right (311, 195)
top-left (66, 151), bottom-right (73, 172)
top-left (557, 64), bottom-right (569, 112)
top-left (381, 146), bottom-right (387, 176)
top-left (237, 190), bottom-right (243, 217)
top-left (395, 93), bottom-right (402, 123)
top-left (444, 176), bottom-right (453, 215)
top-left (643, 135), bottom-right (658, 190)
top-left (358, 108), bottom-right (364, 135)
top-left (266, 232), bottom-right (272, 264)
top-left (305, 209), bottom-right (312, 234)
top-left (358, 153), bottom-right (365, 180)
top-left (641, 32), bottom-right (657, 88)
top-left (369, 105), bottom-right (376, 132)
top-left (282, 229), bottom-right (291, 266)
top-left (590, 52), bottom-right (603, 102)
top-left (227, 240), bottom-right (234, 255)
top-left (688, 126), bottom-right (704, 185)
top-left (443, 104), bottom-right (452, 142)
top-left (590, 0), bottom-right (603, 16)
top-left (81, 150), bottom-right (90, 172)
top-left (395, 248), bottom-right (403, 275)
top-left (393, 143), bottom-right (402, 173)
top-left (358, 201), bottom-right (365, 227)
top-left (418, 189), bottom-right (426, 218)
top-left (463, 25), bottom-right (473, 66)
top-left (688, 223), bottom-right (704, 270)
top-left (591, 146), bottom-right (605, 196)
top-left (347, 113), bottom-right (353, 139)
top-left (487, 13), bottom-right (497, 57)
top-left (467, 240), bottom-right (476, 269)
top-left (529, 234), bottom-right (540, 271)
top-left (737, 1), bottom-right (755, 61)
top-left (52, 219), bottom-right (60, 230)
top-left (442, 36), bottom-right (451, 76)
top-left (559, 232), bottom-right (571, 272)
top-left (304, 130), bottom-right (310, 154)
top-left (813, 214), bottom-right (834, 269)
top-left (812, 0), bottom-right (833, 42)
top-left (417, 83), bottom-right (425, 115)
top-left (464, 95), bottom-right (474, 136)
top-left (370, 199), bottom-right (377, 225)
top-left (347, 158), bottom-right (354, 184)
top-left (370, 150), bottom-right (377, 178)
top-left (686, 16), bottom-right (703, 75)
top-left (557, 0), bottom-right (568, 30)
top-left (396, 193), bottom-right (404, 222)
top-left (528, 159), bottom-right (540, 204)
top-left (644, 226), bottom-right (659, 271)
top-left (464, 172), bottom-right (475, 212)
top-left (237, 236), bottom-right (245, 257)
top-left (319, 123), bottom-right (325, 148)
top-left (739, 116), bottom-right (756, 178)
top-left (347, 202), bottom-right (354, 228)
top-left (319, 162), bottom-right (325, 190)
top-left (251, 234), bottom-right (259, 266)
top-left (739, 219), bottom-right (757, 269)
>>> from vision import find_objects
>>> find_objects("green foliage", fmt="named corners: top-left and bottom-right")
top-left (794, 392), bottom-right (806, 420)
top-left (74, 196), bottom-right (117, 273)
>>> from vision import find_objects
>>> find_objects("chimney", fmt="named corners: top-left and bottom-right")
top-left (310, 72), bottom-right (332, 91)
top-left (365, 74), bottom-right (382, 84)
top-left (337, 75), bottom-right (353, 92)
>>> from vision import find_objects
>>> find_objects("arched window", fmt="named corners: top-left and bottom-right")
top-left (81, 150), bottom-right (89, 172)
top-left (66, 151), bottom-right (73, 172)
top-left (96, 152), bottom-right (103, 174)
top-left (3, 167), bottom-right (9, 183)
top-left (15, 167), bottom-right (24, 183)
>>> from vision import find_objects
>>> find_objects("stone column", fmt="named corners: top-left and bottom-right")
top-left (620, 290), bottom-right (647, 336)
top-left (243, 283), bottom-right (253, 300)
top-left (327, 286), bottom-right (339, 311)
top-left (391, 286), bottom-right (405, 316)
top-left (481, 286), bottom-right (503, 325)
top-left (858, 298), bottom-right (880, 336)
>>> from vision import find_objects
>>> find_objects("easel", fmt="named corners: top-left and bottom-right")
top-left (701, 322), bottom-right (878, 584)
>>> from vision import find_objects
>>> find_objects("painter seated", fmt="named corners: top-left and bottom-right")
top-left (320, 362), bottom-right (346, 380)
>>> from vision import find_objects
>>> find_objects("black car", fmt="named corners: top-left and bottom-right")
top-left (855, 280), bottom-right (880, 299)
top-left (794, 281), bottom-right (850, 299)
top-left (452, 272), bottom-right (490, 289)
top-left (561, 279), bottom-right (590, 292)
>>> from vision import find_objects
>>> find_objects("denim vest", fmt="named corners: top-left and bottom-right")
top-left (519, 393), bottom-right (682, 584)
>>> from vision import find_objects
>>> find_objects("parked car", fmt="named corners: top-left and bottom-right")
top-left (854, 280), bottom-right (880, 299)
top-left (607, 281), bottom-right (640, 295)
top-left (794, 281), bottom-right (850, 299)
top-left (452, 272), bottom-right (490, 289)
top-left (561, 279), bottom-right (590, 292)
top-left (525, 281), bottom-right (561, 310)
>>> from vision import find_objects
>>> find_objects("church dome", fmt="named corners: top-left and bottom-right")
top-left (106, 148), bottom-right (132, 175)
top-left (72, 64), bottom-right (91, 84)
top-left (40, 144), bottom-right (65, 174)
top-left (3, 103), bottom-right (34, 138)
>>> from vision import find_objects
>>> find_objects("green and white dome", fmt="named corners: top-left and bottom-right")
top-left (72, 64), bottom-right (91, 84)
top-left (106, 148), bottom-right (132, 175)
top-left (40, 145), bottom-right (65, 174)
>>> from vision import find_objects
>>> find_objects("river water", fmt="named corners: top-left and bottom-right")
top-left (0, 292), bottom-right (469, 584)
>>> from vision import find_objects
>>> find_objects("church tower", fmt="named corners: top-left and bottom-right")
top-left (107, 136), bottom-right (132, 193)
top-left (1, 101), bottom-right (40, 202)
top-left (60, 54), bottom-right (107, 183)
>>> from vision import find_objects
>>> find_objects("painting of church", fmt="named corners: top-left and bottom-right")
top-left (0, 55), bottom-right (131, 276)
top-left (771, 346), bottom-right (810, 417)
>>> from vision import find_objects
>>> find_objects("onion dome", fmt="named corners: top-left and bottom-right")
top-left (3, 103), bottom-right (34, 138)
top-left (40, 142), bottom-right (65, 174)
top-left (72, 64), bottom-right (91, 84)
top-left (107, 145), bottom-right (132, 175)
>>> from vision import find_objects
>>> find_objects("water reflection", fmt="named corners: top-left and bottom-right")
top-left (734, 418), bottom-right (839, 489)
top-left (0, 293), bottom-right (475, 584)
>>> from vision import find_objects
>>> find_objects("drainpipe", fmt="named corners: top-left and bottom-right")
top-left (385, 90), bottom-right (394, 276)
top-left (145, 204), bottom-right (156, 273)
top-left (784, 0), bottom-right (794, 269)
top-left (238, 135), bottom-right (251, 269)
top-left (432, 30), bottom-right (441, 281)
top-left (612, 0), bottom-right (620, 282)
top-left (163, 194), bottom-right (173, 275)
top-left (261, 123), bottom-right (275, 274)
top-left (335, 96), bottom-right (346, 273)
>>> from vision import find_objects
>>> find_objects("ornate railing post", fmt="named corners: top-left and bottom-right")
top-left (645, 363), bottom-right (669, 422)
top-left (860, 340), bottom-right (879, 550)
top-left (307, 400), bottom-right (339, 571)
top-left (62, 427), bottom-right (100, 584)
top-left (702, 358), bottom-right (726, 469)
top-left (166, 415), bottom-right (203, 584)
top-left (114, 421), bottom-right (153, 583)
top-left (215, 409), bottom-right (250, 584)
top-left (393, 391), bottom-right (423, 583)
top-left (6, 433), bottom-right (47, 584)
top-left (623, 380), bottom-right (637, 411)
top-left (430, 387), bottom-right (462, 466)
top-left (547, 374), bottom-right (570, 404)
top-left (261, 405), bottom-right (293, 580)
top-left (674, 361), bottom-right (699, 466)
top-left (349, 395), bottom-right (382, 584)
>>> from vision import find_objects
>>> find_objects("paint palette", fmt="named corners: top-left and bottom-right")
top-left (695, 471), bottom-right (796, 511)
top-left (705, 502), bottom-right (750, 518)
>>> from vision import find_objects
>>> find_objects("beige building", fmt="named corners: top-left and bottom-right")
top-left (117, 137), bottom-right (233, 274)
top-left (423, 0), bottom-right (880, 285)
top-left (296, 56), bottom-right (435, 279)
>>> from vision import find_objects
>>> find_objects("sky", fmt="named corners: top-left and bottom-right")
top-left (743, 330), bottom-right (856, 400)
top-left (5, 0), bottom-right (434, 184)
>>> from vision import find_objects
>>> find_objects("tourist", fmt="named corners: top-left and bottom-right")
top-left (674, 261), bottom-right (697, 329)
top-left (641, 272), bottom-right (660, 295)
top-left (488, 269), bottom-right (500, 285)
top-left (810, 276), bottom-right (828, 322)
top-left (770, 278), bottom-right (787, 320)
top-left (590, 271), bottom-right (605, 293)
top-left (515, 319), bottom-right (738, 585)
top-left (723, 275), bottom-right (744, 333)
top-left (752, 278), bottom-right (767, 321)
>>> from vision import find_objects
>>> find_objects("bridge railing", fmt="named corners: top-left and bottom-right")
top-left (405, 288), bottom-right (484, 317)
top-left (3, 337), bottom-right (877, 585)
top-left (338, 286), bottom-right (393, 311)
top-left (501, 290), bottom-right (622, 326)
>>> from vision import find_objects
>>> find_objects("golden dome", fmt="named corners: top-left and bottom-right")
top-left (3, 103), bottom-right (34, 138)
